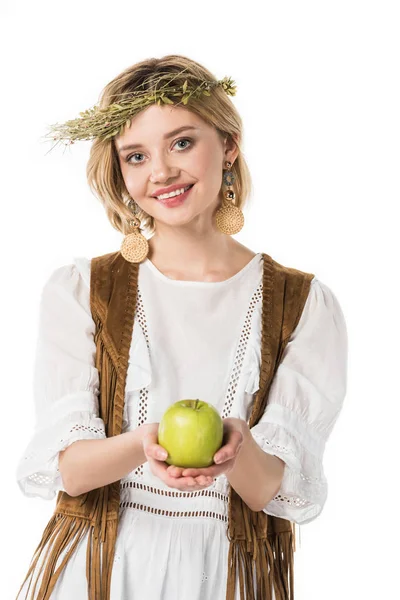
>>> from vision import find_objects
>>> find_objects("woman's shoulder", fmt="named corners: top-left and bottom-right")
top-left (41, 256), bottom-right (91, 299)
top-left (72, 255), bottom-right (91, 288)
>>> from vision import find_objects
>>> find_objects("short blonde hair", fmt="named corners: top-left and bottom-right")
top-left (86, 54), bottom-right (253, 237)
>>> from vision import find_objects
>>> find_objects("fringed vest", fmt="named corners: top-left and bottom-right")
top-left (16, 251), bottom-right (314, 600)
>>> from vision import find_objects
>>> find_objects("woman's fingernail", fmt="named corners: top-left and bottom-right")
top-left (157, 451), bottom-right (167, 459)
top-left (215, 454), bottom-right (224, 464)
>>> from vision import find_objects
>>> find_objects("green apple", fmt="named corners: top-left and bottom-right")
top-left (158, 399), bottom-right (224, 468)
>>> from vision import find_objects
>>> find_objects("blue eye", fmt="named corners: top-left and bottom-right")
top-left (175, 138), bottom-right (191, 150)
top-left (126, 152), bottom-right (144, 165)
top-left (126, 137), bottom-right (193, 165)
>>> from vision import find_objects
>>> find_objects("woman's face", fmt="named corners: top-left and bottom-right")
top-left (115, 104), bottom-right (238, 228)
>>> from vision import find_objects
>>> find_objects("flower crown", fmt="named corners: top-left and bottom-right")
top-left (42, 68), bottom-right (237, 153)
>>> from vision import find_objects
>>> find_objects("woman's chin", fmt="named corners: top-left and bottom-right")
top-left (153, 204), bottom-right (212, 227)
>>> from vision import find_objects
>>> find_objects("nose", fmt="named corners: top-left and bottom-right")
top-left (149, 152), bottom-right (179, 184)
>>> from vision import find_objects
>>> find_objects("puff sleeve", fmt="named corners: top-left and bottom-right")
top-left (15, 260), bottom-right (106, 500)
top-left (249, 277), bottom-right (348, 525)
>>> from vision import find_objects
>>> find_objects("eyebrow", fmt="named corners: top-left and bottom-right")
top-left (117, 125), bottom-right (200, 154)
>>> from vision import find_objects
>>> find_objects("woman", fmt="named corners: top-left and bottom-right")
top-left (15, 55), bottom-right (348, 599)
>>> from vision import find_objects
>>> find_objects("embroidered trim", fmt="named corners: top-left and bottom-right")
top-left (24, 473), bottom-right (59, 487)
top-left (273, 493), bottom-right (313, 508)
top-left (132, 288), bottom-right (150, 478)
top-left (251, 430), bottom-right (326, 487)
top-left (222, 282), bottom-right (263, 419)
top-left (136, 289), bottom-right (150, 429)
top-left (299, 471), bottom-right (321, 484)
top-left (60, 424), bottom-right (105, 438)
top-left (120, 479), bottom-right (228, 501)
top-left (136, 288), bottom-right (149, 339)
top-left (21, 423), bottom-right (106, 481)
top-left (118, 502), bottom-right (228, 522)
top-left (137, 387), bottom-right (149, 429)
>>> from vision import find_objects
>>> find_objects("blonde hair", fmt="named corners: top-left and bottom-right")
top-left (86, 54), bottom-right (253, 237)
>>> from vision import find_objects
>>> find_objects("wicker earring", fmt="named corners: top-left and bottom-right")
top-left (214, 160), bottom-right (244, 235)
top-left (120, 199), bottom-right (149, 263)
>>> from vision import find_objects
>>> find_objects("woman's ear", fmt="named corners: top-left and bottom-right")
top-left (224, 133), bottom-right (240, 164)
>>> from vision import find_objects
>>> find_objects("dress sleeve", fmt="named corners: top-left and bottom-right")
top-left (15, 260), bottom-right (106, 500)
top-left (249, 277), bottom-right (348, 525)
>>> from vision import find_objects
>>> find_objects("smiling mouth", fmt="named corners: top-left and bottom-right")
top-left (155, 184), bottom-right (194, 207)
top-left (154, 184), bottom-right (194, 200)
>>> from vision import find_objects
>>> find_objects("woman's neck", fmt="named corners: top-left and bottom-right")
top-left (147, 232), bottom-right (256, 283)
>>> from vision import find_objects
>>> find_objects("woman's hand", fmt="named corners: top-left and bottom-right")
top-left (167, 418), bottom-right (246, 480)
top-left (140, 423), bottom-right (214, 491)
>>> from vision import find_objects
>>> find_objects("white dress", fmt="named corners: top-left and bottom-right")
top-left (15, 252), bottom-right (348, 600)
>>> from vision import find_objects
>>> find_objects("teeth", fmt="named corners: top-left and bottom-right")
top-left (157, 185), bottom-right (191, 200)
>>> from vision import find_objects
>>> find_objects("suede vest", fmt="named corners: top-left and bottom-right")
top-left (17, 250), bottom-right (315, 600)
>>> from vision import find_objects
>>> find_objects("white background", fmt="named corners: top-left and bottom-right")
top-left (1, 1), bottom-right (398, 598)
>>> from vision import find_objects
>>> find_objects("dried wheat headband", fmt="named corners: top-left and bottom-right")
top-left (41, 68), bottom-right (237, 153)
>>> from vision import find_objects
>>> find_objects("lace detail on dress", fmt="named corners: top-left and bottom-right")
top-left (136, 289), bottom-right (150, 426)
top-left (16, 419), bottom-right (106, 500)
top-left (23, 473), bottom-right (59, 487)
top-left (250, 428), bottom-right (328, 522)
top-left (118, 502), bottom-right (228, 522)
top-left (251, 430), bottom-right (326, 489)
top-left (119, 480), bottom-right (229, 521)
top-left (120, 479), bottom-right (226, 500)
top-left (136, 288), bottom-right (149, 341)
top-left (222, 281), bottom-right (263, 419)
top-left (133, 288), bottom-right (149, 478)
top-left (60, 423), bottom-right (105, 439)
top-left (21, 423), bottom-right (106, 475)
top-left (274, 492), bottom-right (314, 508)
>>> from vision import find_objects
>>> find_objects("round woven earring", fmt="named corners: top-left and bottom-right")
top-left (214, 161), bottom-right (244, 235)
top-left (120, 199), bottom-right (149, 263)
